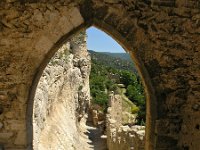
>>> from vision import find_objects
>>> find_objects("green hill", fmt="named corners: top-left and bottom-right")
top-left (101, 52), bottom-right (132, 61)
top-left (88, 50), bottom-right (137, 73)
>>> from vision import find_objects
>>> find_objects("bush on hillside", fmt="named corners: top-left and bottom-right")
top-left (89, 52), bottom-right (146, 124)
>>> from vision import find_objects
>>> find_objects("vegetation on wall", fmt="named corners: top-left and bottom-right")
top-left (89, 50), bottom-right (146, 125)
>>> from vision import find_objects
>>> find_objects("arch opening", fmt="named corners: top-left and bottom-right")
top-left (27, 22), bottom-right (156, 150)
top-left (87, 26), bottom-right (146, 150)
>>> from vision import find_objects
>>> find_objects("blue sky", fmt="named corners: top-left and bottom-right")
top-left (86, 27), bottom-right (125, 53)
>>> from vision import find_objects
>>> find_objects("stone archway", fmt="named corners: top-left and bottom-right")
top-left (27, 21), bottom-right (156, 150)
top-left (0, 1), bottom-right (199, 150)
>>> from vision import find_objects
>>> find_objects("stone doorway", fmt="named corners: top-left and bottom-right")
top-left (0, 1), bottom-right (199, 150)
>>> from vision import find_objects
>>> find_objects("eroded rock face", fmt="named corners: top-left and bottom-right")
top-left (33, 32), bottom-right (91, 150)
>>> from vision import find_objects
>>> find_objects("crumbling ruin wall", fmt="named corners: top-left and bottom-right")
top-left (33, 32), bottom-right (91, 150)
top-left (106, 94), bottom-right (145, 150)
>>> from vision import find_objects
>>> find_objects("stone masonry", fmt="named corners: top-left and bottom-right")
top-left (0, 0), bottom-right (199, 149)
top-left (107, 93), bottom-right (145, 150)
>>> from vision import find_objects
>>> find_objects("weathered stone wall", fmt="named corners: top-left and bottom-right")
top-left (107, 94), bottom-right (145, 150)
top-left (0, 0), bottom-right (199, 149)
top-left (0, 2), bottom-right (85, 149)
top-left (107, 94), bottom-right (122, 127)
top-left (33, 32), bottom-right (91, 150)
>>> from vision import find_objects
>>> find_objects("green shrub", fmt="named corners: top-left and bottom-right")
top-left (92, 91), bottom-right (109, 111)
top-left (131, 105), bottom-right (139, 114)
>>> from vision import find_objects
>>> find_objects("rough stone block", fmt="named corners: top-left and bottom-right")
top-left (8, 120), bottom-right (25, 130)
top-left (35, 36), bottom-right (53, 55)
top-left (57, 16), bottom-right (73, 35)
top-left (69, 7), bottom-right (84, 28)
top-left (14, 130), bottom-right (27, 145)
top-left (0, 132), bottom-right (13, 140)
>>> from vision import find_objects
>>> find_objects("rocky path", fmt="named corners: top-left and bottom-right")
top-left (80, 122), bottom-right (107, 150)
